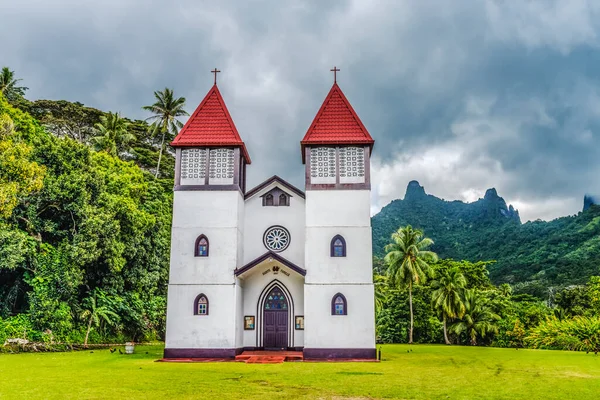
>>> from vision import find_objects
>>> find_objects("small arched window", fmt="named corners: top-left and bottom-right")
top-left (194, 294), bottom-right (209, 315)
top-left (331, 293), bottom-right (347, 315)
top-left (279, 193), bottom-right (288, 206)
top-left (195, 235), bottom-right (209, 257)
top-left (265, 194), bottom-right (274, 206)
top-left (330, 235), bottom-right (346, 257)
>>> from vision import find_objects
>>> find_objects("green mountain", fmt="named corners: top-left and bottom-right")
top-left (372, 181), bottom-right (600, 296)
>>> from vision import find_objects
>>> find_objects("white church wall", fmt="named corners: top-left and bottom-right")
top-left (165, 284), bottom-right (237, 349)
top-left (305, 190), bottom-right (371, 227)
top-left (238, 263), bottom-right (305, 348)
top-left (243, 182), bottom-right (305, 266)
top-left (303, 284), bottom-right (375, 349)
top-left (304, 226), bottom-right (373, 284)
top-left (172, 191), bottom-right (242, 229)
top-left (169, 227), bottom-right (238, 284)
top-left (234, 281), bottom-right (244, 348)
top-left (169, 191), bottom-right (245, 285)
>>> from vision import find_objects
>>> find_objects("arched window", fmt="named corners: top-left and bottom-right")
top-left (195, 235), bottom-right (209, 257)
top-left (330, 235), bottom-right (346, 257)
top-left (331, 293), bottom-right (347, 315)
top-left (194, 294), bottom-right (209, 315)
top-left (265, 194), bottom-right (274, 206)
top-left (279, 193), bottom-right (288, 206)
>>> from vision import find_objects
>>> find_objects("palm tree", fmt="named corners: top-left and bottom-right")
top-left (91, 112), bottom-right (134, 157)
top-left (431, 267), bottom-right (466, 344)
top-left (499, 283), bottom-right (512, 298)
top-left (142, 88), bottom-right (188, 178)
top-left (450, 289), bottom-right (500, 345)
top-left (0, 67), bottom-right (28, 101)
top-left (373, 273), bottom-right (388, 315)
top-left (384, 225), bottom-right (438, 343)
top-left (80, 296), bottom-right (119, 347)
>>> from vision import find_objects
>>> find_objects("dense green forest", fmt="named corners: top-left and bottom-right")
top-left (0, 68), bottom-right (176, 345)
top-left (372, 180), bottom-right (600, 297)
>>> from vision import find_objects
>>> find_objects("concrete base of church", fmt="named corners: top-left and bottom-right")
top-left (163, 348), bottom-right (243, 359)
top-left (163, 347), bottom-right (377, 360)
top-left (303, 348), bottom-right (377, 360)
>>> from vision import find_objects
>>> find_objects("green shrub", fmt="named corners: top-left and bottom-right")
top-left (527, 316), bottom-right (600, 353)
top-left (0, 314), bottom-right (37, 343)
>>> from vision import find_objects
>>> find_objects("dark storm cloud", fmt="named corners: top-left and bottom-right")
top-left (2, 0), bottom-right (600, 220)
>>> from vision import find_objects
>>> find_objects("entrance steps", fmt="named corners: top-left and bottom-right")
top-left (235, 351), bottom-right (304, 364)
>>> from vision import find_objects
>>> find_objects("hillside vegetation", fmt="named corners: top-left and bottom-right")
top-left (0, 93), bottom-right (173, 344)
top-left (372, 181), bottom-right (600, 296)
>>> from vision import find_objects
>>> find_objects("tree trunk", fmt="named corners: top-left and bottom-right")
top-left (155, 130), bottom-right (166, 178)
top-left (443, 315), bottom-right (450, 345)
top-left (84, 315), bottom-right (93, 347)
top-left (408, 282), bottom-right (414, 344)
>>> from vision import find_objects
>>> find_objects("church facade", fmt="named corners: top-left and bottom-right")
top-left (163, 74), bottom-right (376, 359)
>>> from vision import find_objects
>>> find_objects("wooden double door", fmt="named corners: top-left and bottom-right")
top-left (263, 287), bottom-right (289, 350)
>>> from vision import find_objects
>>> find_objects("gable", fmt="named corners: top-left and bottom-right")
top-left (245, 175), bottom-right (305, 201)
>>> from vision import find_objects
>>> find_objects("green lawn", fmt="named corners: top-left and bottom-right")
top-left (0, 344), bottom-right (599, 399)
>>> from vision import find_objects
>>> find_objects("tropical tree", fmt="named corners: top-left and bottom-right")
top-left (431, 267), bottom-right (466, 344)
top-left (80, 294), bottom-right (119, 347)
top-left (0, 67), bottom-right (28, 102)
top-left (142, 88), bottom-right (188, 178)
top-left (384, 225), bottom-right (438, 343)
top-left (450, 289), bottom-right (500, 345)
top-left (499, 283), bottom-right (513, 298)
top-left (91, 112), bottom-right (134, 157)
top-left (373, 273), bottom-right (388, 315)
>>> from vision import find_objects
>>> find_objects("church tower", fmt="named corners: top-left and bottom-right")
top-left (301, 70), bottom-right (376, 359)
top-left (164, 77), bottom-right (250, 358)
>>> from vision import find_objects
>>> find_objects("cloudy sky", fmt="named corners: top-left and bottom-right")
top-left (2, 0), bottom-right (600, 221)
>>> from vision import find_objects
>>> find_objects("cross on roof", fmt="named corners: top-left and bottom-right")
top-left (330, 66), bottom-right (340, 83)
top-left (211, 68), bottom-right (221, 85)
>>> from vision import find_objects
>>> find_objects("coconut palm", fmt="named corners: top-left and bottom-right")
top-left (499, 283), bottom-right (512, 298)
top-left (373, 273), bottom-right (387, 315)
top-left (431, 267), bottom-right (466, 344)
top-left (80, 296), bottom-right (119, 347)
top-left (142, 88), bottom-right (188, 178)
top-left (91, 112), bottom-right (134, 157)
top-left (384, 225), bottom-right (438, 343)
top-left (450, 289), bottom-right (500, 345)
top-left (0, 67), bottom-right (28, 101)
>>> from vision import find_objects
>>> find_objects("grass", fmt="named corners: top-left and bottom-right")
top-left (0, 344), bottom-right (599, 399)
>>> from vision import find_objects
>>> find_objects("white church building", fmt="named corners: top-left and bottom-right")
top-left (163, 72), bottom-right (376, 359)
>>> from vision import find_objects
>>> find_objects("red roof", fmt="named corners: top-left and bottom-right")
top-left (171, 84), bottom-right (251, 164)
top-left (300, 82), bottom-right (374, 162)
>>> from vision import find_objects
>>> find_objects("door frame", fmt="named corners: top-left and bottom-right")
top-left (256, 279), bottom-right (294, 349)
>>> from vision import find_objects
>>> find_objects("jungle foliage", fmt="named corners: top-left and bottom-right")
top-left (0, 93), bottom-right (173, 345)
top-left (376, 254), bottom-right (600, 351)
top-left (372, 181), bottom-right (600, 297)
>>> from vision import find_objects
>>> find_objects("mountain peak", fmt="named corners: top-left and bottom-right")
top-left (583, 194), bottom-right (599, 211)
top-left (484, 188), bottom-right (499, 200)
top-left (405, 180), bottom-right (427, 200)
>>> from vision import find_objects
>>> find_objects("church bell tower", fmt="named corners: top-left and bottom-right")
top-left (164, 71), bottom-right (250, 358)
top-left (301, 68), bottom-right (376, 359)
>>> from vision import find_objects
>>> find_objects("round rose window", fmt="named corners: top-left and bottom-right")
top-left (263, 226), bottom-right (291, 252)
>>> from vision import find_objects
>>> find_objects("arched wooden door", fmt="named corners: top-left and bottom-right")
top-left (263, 286), bottom-right (288, 350)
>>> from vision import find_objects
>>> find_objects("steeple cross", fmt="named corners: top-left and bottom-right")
top-left (330, 66), bottom-right (340, 83)
top-left (211, 68), bottom-right (221, 85)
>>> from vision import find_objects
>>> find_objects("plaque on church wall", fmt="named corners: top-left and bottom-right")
top-left (295, 316), bottom-right (304, 330)
top-left (244, 316), bottom-right (255, 330)
top-left (180, 148), bottom-right (207, 185)
top-left (208, 148), bottom-right (235, 185)
top-left (310, 147), bottom-right (336, 184)
top-left (339, 146), bottom-right (365, 184)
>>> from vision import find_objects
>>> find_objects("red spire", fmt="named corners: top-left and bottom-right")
top-left (300, 82), bottom-right (374, 163)
top-left (171, 84), bottom-right (251, 164)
